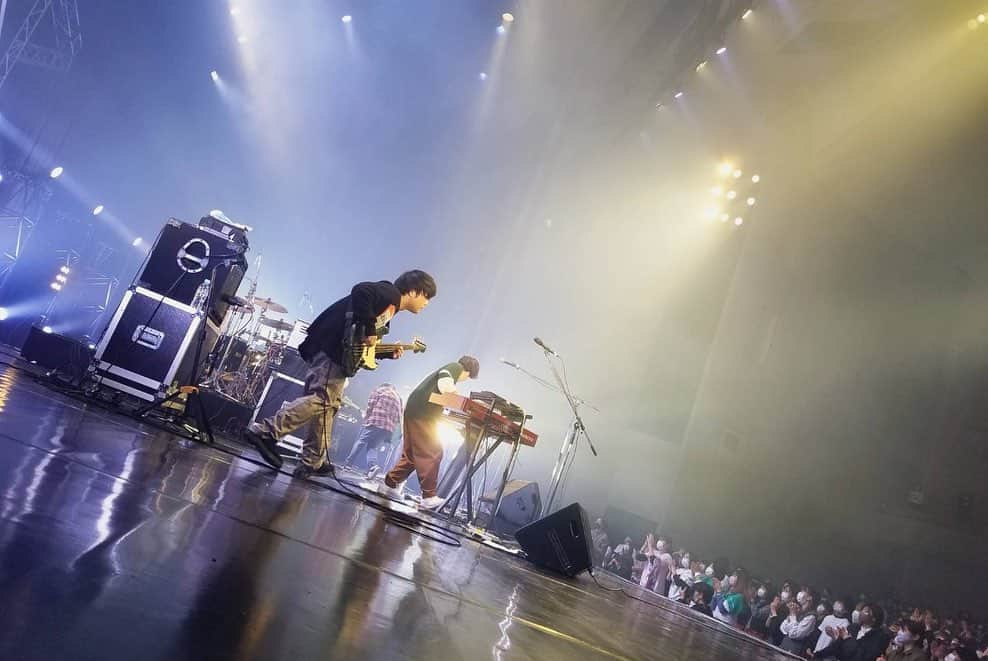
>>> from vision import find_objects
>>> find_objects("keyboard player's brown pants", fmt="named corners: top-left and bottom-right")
top-left (384, 417), bottom-right (443, 498)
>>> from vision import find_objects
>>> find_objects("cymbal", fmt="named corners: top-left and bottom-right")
top-left (249, 296), bottom-right (288, 314)
top-left (259, 317), bottom-right (293, 332)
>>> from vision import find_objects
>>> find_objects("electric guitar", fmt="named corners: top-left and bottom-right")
top-left (341, 323), bottom-right (426, 377)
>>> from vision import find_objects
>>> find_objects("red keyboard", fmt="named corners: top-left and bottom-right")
top-left (429, 392), bottom-right (538, 447)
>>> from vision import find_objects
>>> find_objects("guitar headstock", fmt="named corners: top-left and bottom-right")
top-left (411, 337), bottom-right (427, 353)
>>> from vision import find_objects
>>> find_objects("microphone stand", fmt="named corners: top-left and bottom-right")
top-left (504, 352), bottom-right (599, 516)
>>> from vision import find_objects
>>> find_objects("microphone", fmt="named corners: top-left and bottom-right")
top-left (533, 337), bottom-right (558, 357)
top-left (500, 357), bottom-right (520, 369)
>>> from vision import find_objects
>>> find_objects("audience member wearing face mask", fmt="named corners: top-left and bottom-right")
top-left (746, 583), bottom-right (775, 640)
top-left (817, 603), bottom-right (891, 661)
top-left (816, 599), bottom-right (853, 659)
top-left (712, 569), bottom-right (751, 628)
top-left (877, 620), bottom-right (930, 661)
top-left (780, 591), bottom-right (819, 654)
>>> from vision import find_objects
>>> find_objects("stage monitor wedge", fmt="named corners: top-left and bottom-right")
top-left (514, 502), bottom-right (593, 578)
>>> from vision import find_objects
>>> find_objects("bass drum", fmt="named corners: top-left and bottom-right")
top-left (215, 336), bottom-right (249, 373)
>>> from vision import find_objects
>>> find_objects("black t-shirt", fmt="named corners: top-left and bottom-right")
top-left (299, 281), bottom-right (401, 364)
top-left (404, 362), bottom-right (465, 421)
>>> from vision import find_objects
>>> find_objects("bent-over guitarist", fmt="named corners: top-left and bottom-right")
top-left (244, 270), bottom-right (436, 479)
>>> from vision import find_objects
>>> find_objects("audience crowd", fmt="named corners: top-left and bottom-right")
top-left (590, 519), bottom-right (986, 660)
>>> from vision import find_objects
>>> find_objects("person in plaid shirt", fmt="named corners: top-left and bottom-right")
top-left (345, 383), bottom-right (402, 473)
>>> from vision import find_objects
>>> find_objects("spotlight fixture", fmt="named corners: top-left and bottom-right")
top-left (726, 190), bottom-right (737, 200)
top-left (746, 197), bottom-right (756, 206)
top-left (42, 325), bottom-right (53, 334)
top-left (718, 162), bottom-right (733, 176)
top-left (92, 204), bottom-right (104, 216)
top-left (50, 166), bottom-right (64, 179)
top-left (341, 15), bottom-right (352, 24)
top-left (695, 61), bottom-right (707, 72)
top-left (751, 174), bottom-right (760, 183)
top-left (478, 72), bottom-right (488, 81)
top-left (732, 169), bottom-right (742, 178)
top-left (502, 12), bottom-right (514, 23)
top-left (132, 237), bottom-right (144, 247)
top-left (0, 307), bottom-right (7, 321)
top-left (979, 14), bottom-right (987, 23)
top-left (716, 46), bottom-right (727, 55)
top-left (734, 217), bottom-right (744, 226)
top-left (742, 9), bottom-right (753, 20)
top-left (210, 70), bottom-right (220, 82)
top-left (674, 91), bottom-right (684, 99)
top-left (59, 265), bottom-right (70, 274)
top-left (50, 282), bottom-right (62, 291)
top-left (0, 173), bottom-right (4, 183)
top-left (496, 25), bottom-right (506, 35)
top-left (655, 103), bottom-right (663, 110)
top-left (55, 274), bottom-right (67, 283)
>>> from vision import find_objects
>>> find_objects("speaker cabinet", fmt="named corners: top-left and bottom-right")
top-left (481, 480), bottom-right (541, 536)
top-left (514, 502), bottom-right (593, 577)
top-left (137, 218), bottom-right (246, 326)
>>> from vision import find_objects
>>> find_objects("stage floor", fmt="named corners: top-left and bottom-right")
top-left (0, 362), bottom-right (795, 660)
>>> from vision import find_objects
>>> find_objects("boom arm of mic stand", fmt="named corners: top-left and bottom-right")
top-left (541, 348), bottom-right (598, 457)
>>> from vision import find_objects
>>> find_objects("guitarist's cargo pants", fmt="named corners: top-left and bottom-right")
top-left (257, 351), bottom-right (346, 469)
top-left (384, 417), bottom-right (443, 498)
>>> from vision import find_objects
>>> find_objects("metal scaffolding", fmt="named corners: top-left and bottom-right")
top-left (0, 169), bottom-right (53, 293)
top-left (0, 0), bottom-right (82, 93)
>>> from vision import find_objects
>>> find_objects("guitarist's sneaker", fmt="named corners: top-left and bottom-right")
top-left (293, 462), bottom-right (335, 480)
top-left (419, 496), bottom-right (445, 511)
top-left (244, 424), bottom-right (283, 469)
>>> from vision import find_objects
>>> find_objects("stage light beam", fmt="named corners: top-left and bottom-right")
top-left (0, 307), bottom-right (8, 321)
top-left (718, 162), bottom-right (733, 176)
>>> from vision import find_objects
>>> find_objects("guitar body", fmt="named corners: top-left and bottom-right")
top-left (342, 323), bottom-right (426, 377)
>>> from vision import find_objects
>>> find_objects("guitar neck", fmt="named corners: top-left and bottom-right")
top-left (375, 343), bottom-right (418, 351)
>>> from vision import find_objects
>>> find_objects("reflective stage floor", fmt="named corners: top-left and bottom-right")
top-left (0, 363), bottom-right (795, 660)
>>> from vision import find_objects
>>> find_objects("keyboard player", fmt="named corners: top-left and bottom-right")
top-left (379, 356), bottom-right (480, 509)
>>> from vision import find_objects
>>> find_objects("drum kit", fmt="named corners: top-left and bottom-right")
top-left (204, 294), bottom-right (306, 406)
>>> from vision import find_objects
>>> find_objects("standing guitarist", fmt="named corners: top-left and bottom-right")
top-left (244, 270), bottom-right (436, 479)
